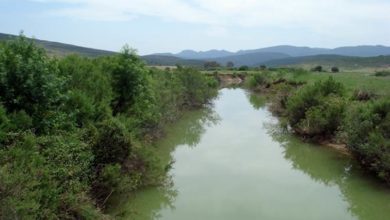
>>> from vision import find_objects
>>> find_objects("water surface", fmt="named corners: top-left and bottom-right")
top-left (109, 88), bottom-right (390, 220)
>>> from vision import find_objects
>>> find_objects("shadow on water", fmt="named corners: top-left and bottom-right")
top-left (265, 119), bottom-right (390, 220)
top-left (108, 105), bottom-right (220, 219)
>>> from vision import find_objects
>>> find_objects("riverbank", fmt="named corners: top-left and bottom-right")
top-left (244, 69), bottom-right (390, 185)
top-left (108, 88), bottom-right (390, 220)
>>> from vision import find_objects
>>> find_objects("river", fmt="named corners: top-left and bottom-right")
top-left (109, 88), bottom-right (390, 220)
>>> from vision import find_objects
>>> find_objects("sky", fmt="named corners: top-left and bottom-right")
top-left (1, 0), bottom-right (390, 55)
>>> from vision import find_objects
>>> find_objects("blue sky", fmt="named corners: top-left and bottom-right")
top-left (1, 0), bottom-right (389, 55)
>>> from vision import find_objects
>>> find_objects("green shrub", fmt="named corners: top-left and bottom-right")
top-left (311, 65), bottom-right (323, 72)
top-left (226, 61), bottom-right (234, 68)
top-left (247, 72), bottom-right (269, 88)
top-left (269, 84), bottom-right (294, 116)
top-left (344, 100), bottom-right (390, 182)
top-left (331, 66), bottom-right (340, 73)
top-left (0, 35), bottom-right (67, 133)
top-left (9, 110), bottom-right (33, 132)
top-left (0, 105), bottom-right (10, 142)
top-left (352, 88), bottom-right (377, 101)
top-left (92, 163), bottom-right (140, 206)
top-left (0, 35), bottom-right (217, 218)
top-left (207, 76), bottom-right (219, 88)
top-left (93, 118), bottom-right (132, 166)
top-left (290, 68), bottom-right (309, 78)
top-left (296, 95), bottom-right (345, 136)
top-left (0, 133), bottom-right (102, 219)
top-left (106, 46), bottom-right (149, 115)
top-left (374, 70), bottom-right (390, 77)
top-left (203, 61), bottom-right (220, 70)
top-left (286, 77), bottom-right (345, 136)
top-left (175, 67), bottom-right (217, 107)
top-left (238, 65), bottom-right (249, 71)
top-left (148, 69), bottom-right (184, 124)
top-left (59, 55), bottom-right (113, 124)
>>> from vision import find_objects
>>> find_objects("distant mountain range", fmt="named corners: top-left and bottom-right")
top-left (142, 55), bottom-right (205, 66)
top-left (162, 45), bottom-right (390, 59)
top-left (155, 49), bottom-right (234, 59)
top-left (150, 45), bottom-right (390, 66)
top-left (211, 52), bottom-right (289, 66)
top-left (1, 32), bottom-right (390, 68)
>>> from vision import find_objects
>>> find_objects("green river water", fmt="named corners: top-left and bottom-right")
top-left (109, 88), bottom-right (390, 220)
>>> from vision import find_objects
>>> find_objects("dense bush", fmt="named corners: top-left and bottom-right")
top-left (58, 55), bottom-right (113, 126)
top-left (238, 65), bottom-right (249, 71)
top-left (204, 61), bottom-right (220, 70)
top-left (0, 105), bottom-right (10, 142)
top-left (295, 95), bottom-right (345, 136)
top-left (331, 66), bottom-right (340, 73)
top-left (226, 61), bottom-right (234, 68)
top-left (0, 133), bottom-right (103, 219)
top-left (269, 83), bottom-right (295, 116)
top-left (176, 66), bottom-right (218, 107)
top-left (148, 66), bottom-right (216, 124)
top-left (344, 100), bottom-right (390, 182)
top-left (0, 35), bottom-right (217, 219)
top-left (105, 46), bottom-right (149, 115)
top-left (311, 65), bottom-right (323, 72)
top-left (374, 70), bottom-right (390, 77)
top-left (92, 118), bottom-right (132, 166)
top-left (286, 77), bottom-right (345, 137)
top-left (352, 88), bottom-right (377, 101)
top-left (247, 72), bottom-right (270, 88)
top-left (0, 36), bottom-right (68, 133)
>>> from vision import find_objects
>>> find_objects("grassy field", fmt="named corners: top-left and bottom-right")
top-left (203, 69), bottom-right (390, 97)
top-left (283, 71), bottom-right (390, 97)
top-left (263, 55), bottom-right (390, 70)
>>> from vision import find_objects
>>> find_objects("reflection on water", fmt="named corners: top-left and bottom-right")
top-left (108, 105), bottom-right (220, 219)
top-left (110, 183), bottom-right (177, 219)
top-left (265, 106), bottom-right (390, 220)
top-left (110, 88), bottom-right (390, 220)
top-left (246, 91), bottom-right (267, 110)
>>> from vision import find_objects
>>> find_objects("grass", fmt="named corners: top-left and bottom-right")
top-left (203, 69), bottom-right (390, 98)
top-left (286, 71), bottom-right (390, 97)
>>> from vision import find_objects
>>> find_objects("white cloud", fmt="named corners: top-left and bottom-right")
top-left (35, 0), bottom-right (218, 23)
top-left (33, 0), bottom-right (390, 39)
top-left (203, 26), bottom-right (229, 37)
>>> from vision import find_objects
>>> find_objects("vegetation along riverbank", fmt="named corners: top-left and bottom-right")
top-left (243, 67), bottom-right (390, 185)
top-left (0, 35), bottom-right (218, 219)
top-left (1, 35), bottom-right (389, 219)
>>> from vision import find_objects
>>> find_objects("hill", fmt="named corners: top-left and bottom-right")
top-left (236, 45), bottom-right (329, 57)
top-left (210, 52), bottom-right (290, 67)
top-left (162, 45), bottom-right (390, 60)
top-left (2, 33), bottom-right (389, 68)
top-left (0, 33), bottom-right (205, 66)
top-left (0, 33), bottom-right (116, 57)
top-left (331, 46), bottom-right (390, 57)
top-left (142, 55), bottom-right (205, 67)
top-left (175, 49), bottom-right (234, 59)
